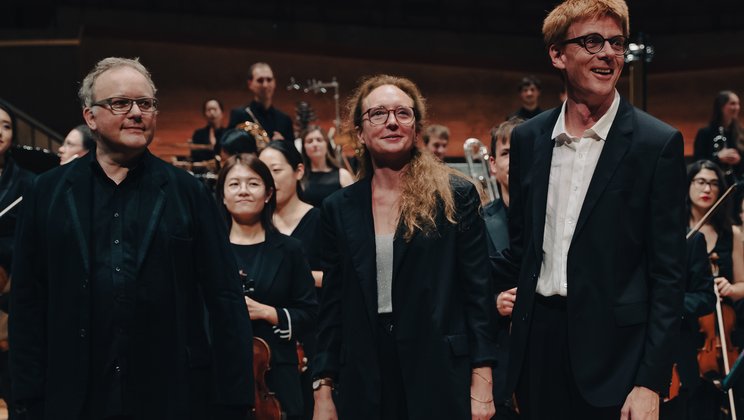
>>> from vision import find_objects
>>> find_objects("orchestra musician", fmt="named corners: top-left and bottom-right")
top-left (58, 124), bottom-right (95, 165)
top-left (492, 0), bottom-right (686, 418)
top-left (312, 74), bottom-right (497, 420)
top-left (228, 62), bottom-right (294, 142)
top-left (421, 124), bottom-right (450, 161)
top-left (693, 91), bottom-right (744, 184)
top-left (190, 98), bottom-right (225, 162)
top-left (0, 101), bottom-right (35, 419)
top-left (299, 126), bottom-right (354, 208)
top-left (9, 57), bottom-right (253, 420)
top-left (217, 153), bottom-right (317, 420)
top-left (686, 160), bottom-right (744, 418)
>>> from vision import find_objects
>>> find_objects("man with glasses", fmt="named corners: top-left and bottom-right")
top-left (228, 62), bottom-right (294, 142)
top-left (10, 57), bottom-right (253, 420)
top-left (493, 0), bottom-right (686, 418)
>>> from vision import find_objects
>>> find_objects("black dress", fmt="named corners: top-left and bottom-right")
top-left (231, 232), bottom-right (317, 419)
top-left (302, 169), bottom-right (341, 208)
top-left (693, 124), bottom-right (744, 182)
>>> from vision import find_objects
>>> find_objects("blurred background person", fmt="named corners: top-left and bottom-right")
top-left (58, 124), bottom-right (95, 165)
top-left (694, 90), bottom-right (744, 184)
top-left (421, 124), bottom-right (450, 161)
top-left (217, 153), bottom-right (317, 420)
top-left (190, 98), bottom-right (225, 162)
top-left (507, 76), bottom-right (542, 120)
top-left (299, 125), bottom-right (353, 207)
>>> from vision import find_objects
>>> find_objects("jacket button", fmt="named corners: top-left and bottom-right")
top-left (82, 278), bottom-right (88, 289)
top-left (79, 329), bottom-right (87, 338)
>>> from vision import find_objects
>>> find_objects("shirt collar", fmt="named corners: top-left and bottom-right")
top-left (551, 90), bottom-right (621, 145)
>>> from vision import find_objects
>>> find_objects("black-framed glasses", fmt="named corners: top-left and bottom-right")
top-left (692, 177), bottom-right (720, 190)
top-left (91, 97), bottom-right (159, 114)
top-left (561, 33), bottom-right (628, 56)
top-left (361, 106), bottom-right (416, 126)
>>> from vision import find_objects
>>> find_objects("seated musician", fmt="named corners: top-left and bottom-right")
top-left (191, 98), bottom-right (225, 162)
top-left (686, 159), bottom-right (744, 417)
top-left (217, 153), bottom-right (317, 420)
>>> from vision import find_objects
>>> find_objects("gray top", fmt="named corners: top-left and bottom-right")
top-left (375, 234), bottom-right (394, 314)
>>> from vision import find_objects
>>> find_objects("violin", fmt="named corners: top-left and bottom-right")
top-left (697, 252), bottom-right (739, 419)
top-left (242, 271), bottom-right (284, 420)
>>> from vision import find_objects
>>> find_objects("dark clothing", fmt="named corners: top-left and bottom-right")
top-left (483, 198), bottom-right (509, 264)
top-left (228, 101), bottom-right (294, 142)
top-left (10, 150), bottom-right (253, 420)
top-left (314, 176), bottom-right (498, 420)
top-left (302, 169), bottom-right (342, 208)
top-left (289, 208), bottom-right (323, 272)
top-left (231, 231), bottom-right (317, 417)
top-left (508, 107), bottom-right (542, 121)
top-left (693, 124), bottom-right (744, 182)
top-left (494, 98), bottom-right (686, 407)
top-left (191, 125), bottom-right (224, 162)
top-left (0, 155), bottom-right (35, 272)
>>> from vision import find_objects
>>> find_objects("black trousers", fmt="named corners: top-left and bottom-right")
top-left (515, 295), bottom-right (623, 420)
top-left (378, 313), bottom-right (408, 420)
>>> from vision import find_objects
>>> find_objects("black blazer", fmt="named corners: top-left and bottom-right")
top-left (0, 155), bottom-right (34, 273)
top-left (235, 231), bottom-right (317, 367)
top-left (494, 98), bottom-right (686, 406)
top-left (10, 151), bottom-right (253, 419)
top-left (676, 231), bottom-right (715, 393)
top-left (314, 176), bottom-right (497, 420)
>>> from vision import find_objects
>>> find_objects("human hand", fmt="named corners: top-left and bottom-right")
top-left (471, 367), bottom-right (495, 420)
top-left (496, 287), bottom-right (517, 317)
top-left (620, 386), bottom-right (659, 420)
top-left (715, 276), bottom-right (735, 298)
top-left (313, 387), bottom-right (338, 420)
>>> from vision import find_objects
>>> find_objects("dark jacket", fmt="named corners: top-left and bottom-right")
top-left (0, 155), bottom-right (34, 273)
top-left (494, 98), bottom-right (686, 406)
top-left (10, 151), bottom-right (253, 419)
top-left (228, 101), bottom-right (294, 142)
top-left (314, 176), bottom-right (497, 420)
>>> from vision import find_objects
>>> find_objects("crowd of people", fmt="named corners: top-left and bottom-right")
top-left (2, 0), bottom-right (744, 419)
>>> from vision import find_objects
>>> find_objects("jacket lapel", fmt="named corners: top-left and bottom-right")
top-left (64, 158), bottom-right (93, 273)
top-left (531, 109), bottom-right (561, 261)
top-left (135, 153), bottom-right (168, 273)
top-left (255, 231), bottom-right (283, 295)
top-left (572, 99), bottom-right (633, 242)
top-left (340, 178), bottom-right (378, 328)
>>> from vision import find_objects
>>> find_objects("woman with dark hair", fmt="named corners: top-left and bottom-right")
top-left (299, 125), bottom-right (353, 207)
top-left (312, 75), bottom-right (496, 420)
top-left (0, 100), bottom-right (34, 419)
top-left (191, 98), bottom-right (225, 162)
top-left (693, 91), bottom-right (744, 182)
top-left (216, 153), bottom-right (317, 420)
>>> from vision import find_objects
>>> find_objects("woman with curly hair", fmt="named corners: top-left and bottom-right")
top-left (312, 75), bottom-right (497, 420)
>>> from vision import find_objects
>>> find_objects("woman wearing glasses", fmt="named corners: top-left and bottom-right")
top-left (312, 75), bottom-right (496, 420)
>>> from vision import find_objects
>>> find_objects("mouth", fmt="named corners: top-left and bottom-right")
top-left (591, 68), bottom-right (613, 76)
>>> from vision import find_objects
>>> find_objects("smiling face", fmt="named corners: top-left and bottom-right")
top-left (0, 108), bottom-right (12, 156)
top-left (222, 163), bottom-right (271, 225)
top-left (689, 168), bottom-right (720, 212)
top-left (358, 84), bottom-right (417, 168)
top-left (248, 65), bottom-right (276, 104)
top-left (83, 66), bottom-right (156, 155)
top-left (550, 15), bottom-right (624, 109)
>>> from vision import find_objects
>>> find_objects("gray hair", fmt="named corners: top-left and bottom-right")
top-left (77, 57), bottom-right (157, 107)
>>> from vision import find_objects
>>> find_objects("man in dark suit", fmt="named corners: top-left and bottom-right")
top-left (10, 57), bottom-right (253, 420)
top-left (493, 1), bottom-right (686, 419)
top-left (228, 62), bottom-right (294, 142)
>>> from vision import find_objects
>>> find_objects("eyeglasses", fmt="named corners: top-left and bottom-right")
top-left (692, 177), bottom-right (720, 190)
top-left (561, 33), bottom-right (628, 56)
top-left (91, 97), bottom-right (159, 115)
top-left (361, 106), bottom-right (416, 126)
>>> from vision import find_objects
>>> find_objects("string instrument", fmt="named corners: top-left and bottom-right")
top-left (664, 364), bottom-right (681, 402)
top-left (296, 341), bottom-right (308, 374)
top-left (241, 271), bottom-right (283, 420)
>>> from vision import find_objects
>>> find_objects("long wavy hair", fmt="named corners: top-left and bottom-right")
top-left (710, 90), bottom-right (744, 153)
top-left (687, 159), bottom-right (731, 236)
top-left (346, 74), bottom-right (469, 241)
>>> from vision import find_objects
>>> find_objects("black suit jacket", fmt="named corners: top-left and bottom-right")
top-left (10, 151), bottom-right (253, 419)
top-left (228, 101), bottom-right (294, 142)
top-left (314, 176), bottom-right (497, 420)
top-left (0, 155), bottom-right (34, 273)
top-left (494, 98), bottom-right (686, 406)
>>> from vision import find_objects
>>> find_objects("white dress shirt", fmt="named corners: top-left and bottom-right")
top-left (536, 91), bottom-right (621, 297)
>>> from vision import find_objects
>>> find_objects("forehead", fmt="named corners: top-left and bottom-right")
top-left (65, 129), bottom-right (83, 143)
top-left (0, 109), bottom-right (10, 123)
top-left (252, 66), bottom-right (274, 80)
top-left (93, 66), bottom-right (154, 100)
top-left (727, 94), bottom-right (740, 104)
top-left (304, 129), bottom-right (324, 139)
top-left (566, 14), bottom-right (623, 38)
top-left (430, 137), bottom-right (448, 144)
top-left (695, 168), bottom-right (718, 180)
top-left (363, 84), bottom-right (414, 109)
top-left (260, 147), bottom-right (289, 164)
top-left (205, 100), bottom-right (221, 109)
top-left (227, 163), bottom-right (261, 179)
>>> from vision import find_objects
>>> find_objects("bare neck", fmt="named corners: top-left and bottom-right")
top-left (564, 93), bottom-right (614, 138)
top-left (229, 220), bottom-right (265, 245)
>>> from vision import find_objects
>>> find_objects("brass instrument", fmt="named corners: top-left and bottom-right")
top-left (463, 138), bottom-right (498, 203)
top-left (236, 120), bottom-right (270, 152)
